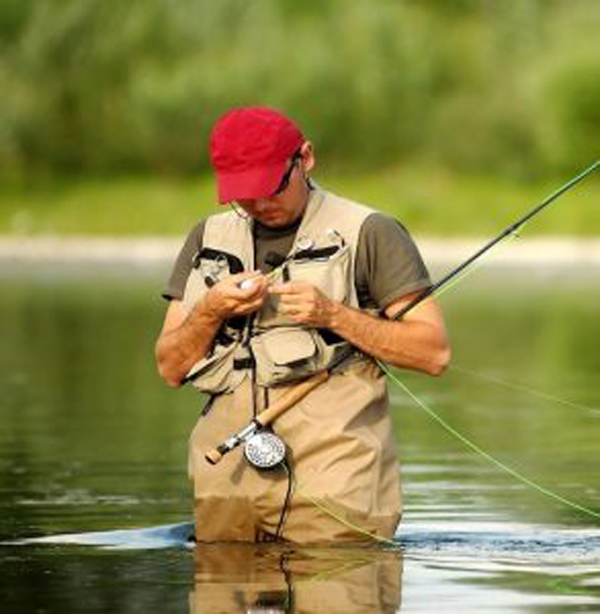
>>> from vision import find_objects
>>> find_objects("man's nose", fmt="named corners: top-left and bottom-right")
top-left (240, 198), bottom-right (270, 213)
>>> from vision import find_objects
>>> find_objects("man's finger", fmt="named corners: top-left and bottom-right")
top-left (238, 280), bottom-right (266, 298)
top-left (280, 300), bottom-right (304, 312)
top-left (224, 277), bottom-right (266, 299)
top-left (277, 293), bottom-right (307, 306)
top-left (231, 295), bottom-right (266, 314)
top-left (269, 281), bottom-right (311, 295)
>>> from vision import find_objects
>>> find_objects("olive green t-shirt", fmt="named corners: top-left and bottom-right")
top-left (163, 209), bottom-right (431, 311)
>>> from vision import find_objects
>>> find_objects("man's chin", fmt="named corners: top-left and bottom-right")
top-left (258, 212), bottom-right (304, 229)
top-left (258, 216), bottom-right (286, 228)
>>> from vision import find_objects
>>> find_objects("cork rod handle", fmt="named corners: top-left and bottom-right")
top-left (255, 370), bottom-right (329, 427)
top-left (204, 370), bottom-right (329, 466)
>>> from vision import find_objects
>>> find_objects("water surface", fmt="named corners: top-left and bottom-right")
top-left (1, 261), bottom-right (598, 612)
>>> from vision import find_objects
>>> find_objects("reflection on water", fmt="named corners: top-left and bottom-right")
top-left (191, 543), bottom-right (402, 614)
top-left (0, 262), bottom-right (599, 613)
top-left (6, 519), bottom-right (599, 612)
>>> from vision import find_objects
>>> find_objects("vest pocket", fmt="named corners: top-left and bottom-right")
top-left (256, 244), bottom-right (351, 329)
top-left (251, 328), bottom-right (320, 386)
top-left (184, 343), bottom-right (241, 394)
top-left (288, 243), bottom-right (350, 303)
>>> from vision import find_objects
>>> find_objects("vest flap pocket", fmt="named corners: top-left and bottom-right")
top-left (252, 328), bottom-right (319, 386)
top-left (263, 328), bottom-right (317, 366)
top-left (184, 343), bottom-right (240, 394)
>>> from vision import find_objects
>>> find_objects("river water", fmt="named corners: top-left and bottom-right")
top-left (0, 260), bottom-right (598, 613)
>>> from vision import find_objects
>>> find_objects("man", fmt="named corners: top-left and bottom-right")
top-left (156, 106), bottom-right (450, 543)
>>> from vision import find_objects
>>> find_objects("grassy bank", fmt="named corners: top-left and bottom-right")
top-left (1, 164), bottom-right (598, 237)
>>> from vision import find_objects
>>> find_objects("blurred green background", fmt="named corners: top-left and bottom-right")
top-left (0, 0), bottom-right (598, 236)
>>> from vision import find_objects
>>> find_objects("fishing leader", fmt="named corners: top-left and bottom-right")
top-left (155, 106), bottom-right (451, 543)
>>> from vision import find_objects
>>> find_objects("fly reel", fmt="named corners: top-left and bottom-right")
top-left (244, 430), bottom-right (286, 470)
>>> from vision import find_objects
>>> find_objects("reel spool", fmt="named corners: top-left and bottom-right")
top-left (244, 430), bottom-right (286, 470)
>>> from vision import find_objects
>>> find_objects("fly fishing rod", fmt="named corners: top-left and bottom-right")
top-left (205, 160), bottom-right (599, 468)
top-left (392, 160), bottom-right (599, 321)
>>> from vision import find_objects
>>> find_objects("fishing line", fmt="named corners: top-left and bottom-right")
top-left (288, 163), bottom-right (599, 540)
top-left (378, 164), bottom-right (600, 521)
top-left (380, 363), bottom-right (600, 520)
top-left (448, 363), bottom-right (599, 414)
top-left (207, 163), bottom-right (599, 541)
top-left (391, 160), bottom-right (598, 322)
top-left (292, 484), bottom-right (397, 547)
top-left (303, 556), bottom-right (382, 584)
top-left (293, 361), bottom-right (599, 543)
top-left (430, 226), bottom-right (523, 303)
top-left (419, 221), bottom-right (598, 415)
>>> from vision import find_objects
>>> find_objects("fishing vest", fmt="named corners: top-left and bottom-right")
top-left (181, 187), bottom-right (375, 393)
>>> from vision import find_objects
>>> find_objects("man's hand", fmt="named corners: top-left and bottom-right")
top-left (269, 281), bottom-right (338, 327)
top-left (269, 284), bottom-right (450, 376)
top-left (204, 272), bottom-right (267, 320)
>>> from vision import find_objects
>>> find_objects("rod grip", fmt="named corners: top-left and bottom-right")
top-left (255, 370), bottom-right (329, 427)
top-left (204, 370), bottom-right (329, 466)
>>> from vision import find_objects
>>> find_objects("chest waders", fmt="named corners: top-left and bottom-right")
top-left (184, 189), bottom-right (402, 543)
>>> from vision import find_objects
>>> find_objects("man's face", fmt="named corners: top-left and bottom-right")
top-left (235, 145), bottom-right (314, 228)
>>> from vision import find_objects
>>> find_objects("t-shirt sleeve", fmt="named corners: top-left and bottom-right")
top-left (355, 213), bottom-right (431, 310)
top-left (162, 221), bottom-right (205, 301)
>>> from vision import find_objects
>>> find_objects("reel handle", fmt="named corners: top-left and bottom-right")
top-left (205, 447), bottom-right (225, 465)
top-left (204, 370), bottom-right (329, 466)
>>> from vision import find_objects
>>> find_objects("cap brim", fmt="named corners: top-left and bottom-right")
top-left (216, 161), bottom-right (288, 204)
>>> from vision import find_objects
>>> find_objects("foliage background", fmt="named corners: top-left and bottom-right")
top-left (0, 0), bottom-right (598, 234)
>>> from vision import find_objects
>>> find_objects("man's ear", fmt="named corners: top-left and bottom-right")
top-left (300, 141), bottom-right (315, 172)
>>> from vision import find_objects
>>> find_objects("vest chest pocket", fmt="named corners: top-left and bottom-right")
top-left (258, 244), bottom-right (352, 329)
top-left (251, 328), bottom-right (321, 386)
top-left (288, 243), bottom-right (351, 303)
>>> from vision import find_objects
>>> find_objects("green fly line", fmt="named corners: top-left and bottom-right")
top-left (449, 363), bottom-right (599, 414)
top-left (377, 209), bottom-right (600, 520)
top-left (426, 217), bottom-right (597, 415)
top-left (293, 163), bottom-right (600, 540)
top-left (378, 166), bottom-right (600, 520)
top-left (379, 364), bottom-right (600, 520)
top-left (294, 486), bottom-right (397, 547)
top-left (430, 225), bottom-right (524, 302)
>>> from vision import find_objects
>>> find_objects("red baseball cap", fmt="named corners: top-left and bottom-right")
top-left (209, 106), bottom-right (305, 203)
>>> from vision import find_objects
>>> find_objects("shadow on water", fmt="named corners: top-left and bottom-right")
top-left (8, 520), bottom-right (600, 563)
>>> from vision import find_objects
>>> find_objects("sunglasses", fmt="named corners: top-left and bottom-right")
top-left (271, 149), bottom-right (302, 196)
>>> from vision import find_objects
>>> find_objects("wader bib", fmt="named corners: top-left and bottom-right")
top-left (185, 189), bottom-right (402, 543)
